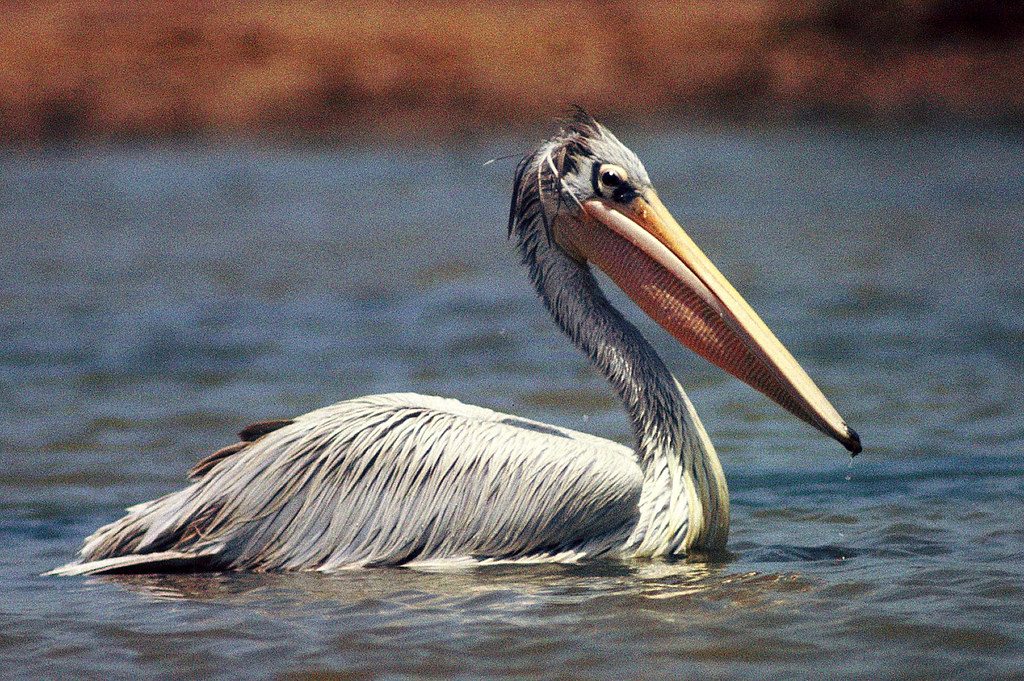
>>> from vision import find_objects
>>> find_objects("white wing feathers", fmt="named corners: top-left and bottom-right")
top-left (56, 394), bottom-right (643, 573)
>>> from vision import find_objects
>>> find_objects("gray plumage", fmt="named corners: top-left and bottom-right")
top-left (50, 113), bottom-right (731, 575)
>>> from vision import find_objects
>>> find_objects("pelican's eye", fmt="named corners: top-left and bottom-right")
top-left (596, 164), bottom-right (628, 196)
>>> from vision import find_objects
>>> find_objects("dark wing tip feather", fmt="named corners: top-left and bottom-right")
top-left (187, 418), bottom-right (295, 481)
top-left (239, 419), bottom-right (294, 441)
top-left (188, 442), bottom-right (247, 480)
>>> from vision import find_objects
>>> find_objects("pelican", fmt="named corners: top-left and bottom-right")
top-left (50, 113), bottom-right (860, 576)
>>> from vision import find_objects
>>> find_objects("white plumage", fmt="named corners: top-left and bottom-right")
top-left (51, 113), bottom-right (857, 576)
top-left (54, 392), bottom-right (717, 574)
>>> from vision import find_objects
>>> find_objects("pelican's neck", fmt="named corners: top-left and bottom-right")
top-left (541, 258), bottom-right (681, 464)
top-left (518, 234), bottom-right (729, 553)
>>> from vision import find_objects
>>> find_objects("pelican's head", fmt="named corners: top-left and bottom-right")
top-left (509, 111), bottom-right (861, 454)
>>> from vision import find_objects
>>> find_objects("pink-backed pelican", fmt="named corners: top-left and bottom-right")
top-left (50, 113), bottom-right (859, 575)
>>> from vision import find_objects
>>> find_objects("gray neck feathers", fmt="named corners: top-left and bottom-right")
top-left (512, 213), bottom-right (684, 469)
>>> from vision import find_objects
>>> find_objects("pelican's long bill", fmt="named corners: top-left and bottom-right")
top-left (554, 190), bottom-right (861, 454)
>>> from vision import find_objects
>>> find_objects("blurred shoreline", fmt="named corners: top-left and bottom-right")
top-left (1, 1), bottom-right (1021, 143)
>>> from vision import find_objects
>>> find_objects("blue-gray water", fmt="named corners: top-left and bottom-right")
top-left (2, 127), bottom-right (1023, 680)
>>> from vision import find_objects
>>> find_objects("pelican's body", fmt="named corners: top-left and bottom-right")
top-left (52, 114), bottom-right (858, 575)
top-left (62, 393), bottom-right (718, 573)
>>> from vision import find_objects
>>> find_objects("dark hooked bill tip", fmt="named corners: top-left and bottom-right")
top-left (845, 427), bottom-right (862, 456)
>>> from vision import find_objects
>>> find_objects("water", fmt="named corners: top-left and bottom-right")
top-left (2, 127), bottom-right (1023, 680)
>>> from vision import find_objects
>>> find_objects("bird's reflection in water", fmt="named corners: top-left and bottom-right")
top-left (89, 557), bottom-right (817, 615)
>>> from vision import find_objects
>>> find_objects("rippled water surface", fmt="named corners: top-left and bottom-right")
top-left (2, 127), bottom-right (1023, 680)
